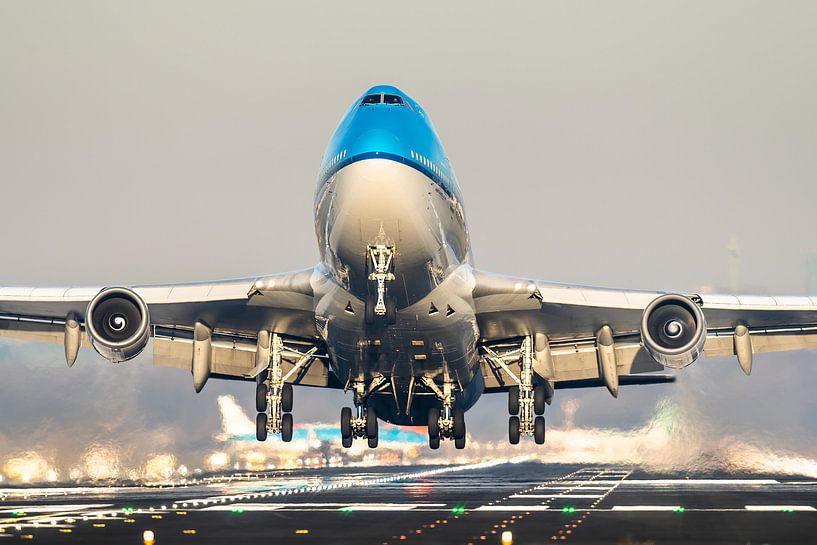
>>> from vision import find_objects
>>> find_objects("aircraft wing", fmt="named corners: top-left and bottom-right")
top-left (473, 269), bottom-right (817, 393)
top-left (0, 268), bottom-right (340, 389)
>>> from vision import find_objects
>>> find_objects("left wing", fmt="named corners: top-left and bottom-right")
top-left (473, 269), bottom-right (817, 393)
top-left (0, 268), bottom-right (340, 389)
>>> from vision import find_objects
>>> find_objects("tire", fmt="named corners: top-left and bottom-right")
top-left (368, 435), bottom-right (378, 448)
top-left (281, 413), bottom-right (293, 442)
top-left (364, 298), bottom-right (375, 325)
top-left (281, 383), bottom-right (294, 413)
top-left (454, 435), bottom-right (466, 449)
top-left (429, 435), bottom-right (440, 449)
top-left (386, 297), bottom-right (397, 324)
top-left (256, 412), bottom-right (268, 442)
top-left (255, 383), bottom-right (268, 413)
top-left (509, 416), bottom-right (520, 445)
top-left (342, 434), bottom-right (353, 448)
top-left (366, 407), bottom-right (378, 439)
top-left (452, 407), bottom-right (465, 440)
top-left (340, 407), bottom-right (352, 439)
top-left (534, 385), bottom-right (546, 416)
top-left (534, 416), bottom-right (545, 445)
top-left (427, 407), bottom-right (440, 439)
top-left (508, 386), bottom-right (520, 415)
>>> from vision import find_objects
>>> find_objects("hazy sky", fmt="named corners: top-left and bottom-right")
top-left (1, 1), bottom-right (816, 475)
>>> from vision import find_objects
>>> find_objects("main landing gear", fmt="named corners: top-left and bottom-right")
top-left (365, 244), bottom-right (397, 325)
top-left (255, 332), bottom-right (318, 442)
top-left (485, 335), bottom-right (548, 445)
top-left (340, 376), bottom-right (387, 448)
top-left (421, 377), bottom-right (467, 449)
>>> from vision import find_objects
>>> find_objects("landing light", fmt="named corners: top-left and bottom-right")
top-left (143, 530), bottom-right (155, 545)
top-left (501, 530), bottom-right (513, 545)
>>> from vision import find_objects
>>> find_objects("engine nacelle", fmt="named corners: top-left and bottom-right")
top-left (640, 293), bottom-right (706, 369)
top-left (85, 287), bottom-right (150, 363)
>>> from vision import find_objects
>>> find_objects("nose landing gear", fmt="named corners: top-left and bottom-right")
top-left (365, 244), bottom-right (397, 325)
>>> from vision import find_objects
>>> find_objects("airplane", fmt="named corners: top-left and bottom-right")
top-left (3, 84), bottom-right (817, 450)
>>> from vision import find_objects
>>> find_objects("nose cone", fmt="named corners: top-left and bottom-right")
top-left (352, 127), bottom-right (405, 157)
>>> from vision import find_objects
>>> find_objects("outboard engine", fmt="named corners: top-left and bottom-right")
top-left (640, 293), bottom-right (706, 369)
top-left (85, 287), bottom-right (150, 363)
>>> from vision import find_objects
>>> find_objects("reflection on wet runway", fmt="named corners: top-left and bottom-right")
top-left (2, 459), bottom-right (817, 543)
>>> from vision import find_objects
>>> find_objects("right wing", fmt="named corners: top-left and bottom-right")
top-left (0, 268), bottom-right (341, 389)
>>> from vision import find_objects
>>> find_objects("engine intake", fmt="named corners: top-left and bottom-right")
top-left (641, 293), bottom-right (706, 369)
top-left (85, 287), bottom-right (150, 363)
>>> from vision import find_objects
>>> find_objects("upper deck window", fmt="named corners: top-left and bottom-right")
top-left (360, 93), bottom-right (406, 106)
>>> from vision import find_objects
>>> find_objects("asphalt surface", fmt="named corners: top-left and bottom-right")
top-left (2, 460), bottom-right (817, 544)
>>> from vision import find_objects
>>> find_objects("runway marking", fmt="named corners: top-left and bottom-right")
top-left (510, 494), bottom-right (603, 499)
top-left (621, 479), bottom-right (780, 485)
top-left (744, 505), bottom-right (817, 511)
top-left (475, 505), bottom-right (551, 511)
top-left (0, 504), bottom-right (113, 514)
top-left (203, 502), bottom-right (448, 512)
top-left (611, 505), bottom-right (684, 511)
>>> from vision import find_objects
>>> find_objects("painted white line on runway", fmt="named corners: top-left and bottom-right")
top-left (744, 505), bottom-right (816, 512)
top-left (0, 504), bottom-right (113, 514)
top-left (475, 505), bottom-right (550, 511)
top-left (512, 494), bottom-right (603, 499)
top-left (611, 505), bottom-right (683, 511)
top-left (202, 502), bottom-right (447, 512)
top-left (621, 479), bottom-right (779, 485)
top-left (534, 486), bottom-right (613, 490)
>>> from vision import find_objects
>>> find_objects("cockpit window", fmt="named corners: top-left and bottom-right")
top-left (360, 93), bottom-right (406, 106)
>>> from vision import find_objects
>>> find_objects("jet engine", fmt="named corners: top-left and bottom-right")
top-left (640, 293), bottom-right (706, 369)
top-left (85, 287), bottom-right (150, 363)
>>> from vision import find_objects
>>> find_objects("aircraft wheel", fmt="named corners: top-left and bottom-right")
top-left (508, 386), bottom-right (519, 415)
top-left (534, 416), bottom-right (545, 444)
top-left (342, 434), bottom-right (353, 448)
top-left (427, 407), bottom-right (440, 440)
top-left (281, 413), bottom-right (293, 442)
top-left (386, 297), bottom-right (397, 324)
top-left (509, 416), bottom-right (520, 445)
top-left (364, 298), bottom-right (375, 325)
top-left (534, 385), bottom-right (546, 416)
top-left (452, 407), bottom-right (466, 440)
top-left (368, 435), bottom-right (379, 448)
top-left (340, 407), bottom-right (352, 439)
top-left (281, 383), bottom-right (294, 413)
top-left (454, 435), bottom-right (466, 449)
top-left (366, 407), bottom-right (378, 439)
top-left (255, 383), bottom-right (268, 413)
top-left (429, 435), bottom-right (440, 449)
top-left (256, 412), bottom-right (268, 442)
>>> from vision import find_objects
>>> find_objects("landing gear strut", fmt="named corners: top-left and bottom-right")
top-left (254, 332), bottom-right (317, 442)
top-left (340, 377), bottom-right (386, 448)
top-left (421, 377), bottom-right (466, 449)
top-left (485, 335), bottom-right (547, 445)
top-left (365, 244), bottom-right (397, 325)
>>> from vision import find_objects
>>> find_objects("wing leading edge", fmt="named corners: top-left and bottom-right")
top-left (472, 269), bottom-right (817, 392)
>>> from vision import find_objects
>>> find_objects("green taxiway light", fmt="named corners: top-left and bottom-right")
top-left (561, 506), bottom-right (576, 513)
top-left (231, 508), bottom-right (245, 514)
top-left (12, 511), bottom-right (25, 517)
top-left (673, 506), bottom-right (685, 513)
top-left (451, 505), bottom-right (466, 514)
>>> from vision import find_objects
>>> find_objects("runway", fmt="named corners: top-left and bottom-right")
top-left (2, 459), bottom-right (817, 544)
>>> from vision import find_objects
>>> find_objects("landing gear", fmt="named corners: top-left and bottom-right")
top-left (485, 335), bottom-right (549, 445)
top-left (509, 416), bottom-right (520, 445)
top-left (421, 377), bottom-right (466, 448)
top-left (365, 245), bottom-right (397, 324)
top-left (340, 377), bottom-right (386, 448)
top-left (254, 333), bottom-right (318, 442)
